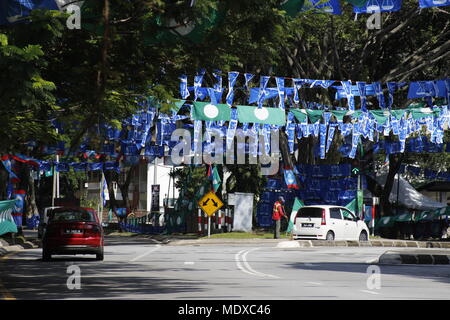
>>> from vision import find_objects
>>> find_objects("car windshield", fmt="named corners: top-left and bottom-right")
top-left (51, 210), bottom-right (96, 222)
top-left (297, 207), bottom-right (324, 218)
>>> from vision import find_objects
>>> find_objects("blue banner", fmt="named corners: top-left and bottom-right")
top-left (418, 0), bottom-right (450, 8)
top-left (0, 0), bottom-right (59, 25)
top-left (354, 0), bottom-right (403, 13)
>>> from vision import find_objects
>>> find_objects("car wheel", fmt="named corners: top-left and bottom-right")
top-left (96, 250), bottom-right (104, 261)
top-left (359, 231), bottom-right (368, 242)
top-left (326, 231), bottom-right (335, 241)
top-left (42, 249), bottom-right (52, 261)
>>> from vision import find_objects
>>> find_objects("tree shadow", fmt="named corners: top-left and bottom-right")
top-left (0, 250), bottom-right (207, 300)
top-left (285, 261), bottom-right (450, 286)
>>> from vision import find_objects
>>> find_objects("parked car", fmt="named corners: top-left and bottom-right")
top-left (42, 207), bottom-right (104, 261)
top-left (291, 205), bottom-right (370, 241)
top-left (37, 206), bottom-right (61, 239)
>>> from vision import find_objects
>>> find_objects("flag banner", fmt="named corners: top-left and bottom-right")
top-left (280, 0), bottom-right (305, 17)
top-left (244, 73), bottom-right (255, 90)
top-left (55, 162), bottom-right (69, 172)
top-left (287, 197), bottom-right (305, 233)
top-left (13, 190), bottom-right (25, 227)
top-left (286, 113), bottom-right (296, 154)
top-left (179, 74), bottom-right (190, 99)
top-left (226, 71), bottom-right (239, 106)
top-left (408, 80), bottom-right (448, 99)
top-left (306, 109), bottom-right (324, 124)
top-left (0, 200), bottom-right (17, 235)
top-left (0, 0), bottom-right (59, 25)
top-left (237, 105), bottom-right (286, 125)
top-left (353, 0), bottom-right (403, 13)
top-left (302, 0), bottom-right (342, 14)
top-left (193, 69), bottom-right (206, 101)
top-left (192, 101), bottom-right (231, 122)
top-left (88, 162), bottom-right (103, 171)
top-left (103, 161), bottom-right (120, 174)
top-left (418, 0), bottom-right (450, 8)
top-left (257, 76), bottom-right (271, 108)
top-left (283, 167), bottom-right (299, 189)
top-left (275, 77), bottom-right (286, 109)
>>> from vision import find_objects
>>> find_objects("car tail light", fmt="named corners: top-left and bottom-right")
top-left (321, 209), bottom-right (326, 225)
top-left (85, 224), bottom-right (101, 236)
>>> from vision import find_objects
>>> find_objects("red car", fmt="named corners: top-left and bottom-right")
top-left (42, 207), bottom-right (104, 261)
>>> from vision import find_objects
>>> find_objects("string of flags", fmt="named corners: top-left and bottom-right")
top-left (1, 0), bottom-right (448, 27)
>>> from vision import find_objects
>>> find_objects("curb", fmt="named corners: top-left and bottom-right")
top-left (165, 238), bottom-right (450, 248)
top-left (0, 239), bottom-right (39, 258)
top-left (378, 250), bottom-right (450, 265)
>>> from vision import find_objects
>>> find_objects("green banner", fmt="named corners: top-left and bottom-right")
top-left (237, 105), bottom-right (286, 125)
top-left (192, 102), bottom-right (231, 121)
top-left (0, 200), bottom-right (18, 236)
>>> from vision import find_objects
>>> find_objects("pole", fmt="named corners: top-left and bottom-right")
top-left (208, 215), bottom-right (211, 238)
top-left (396, 173), bottom-right (400, 216)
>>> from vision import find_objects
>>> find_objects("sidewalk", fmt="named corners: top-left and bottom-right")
top-left (0, 229), bottom-right (39, 258)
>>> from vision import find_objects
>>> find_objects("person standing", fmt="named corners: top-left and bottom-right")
top-left (272, 196), bottom-right (287, 239)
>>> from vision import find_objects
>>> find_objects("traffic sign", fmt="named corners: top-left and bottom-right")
top-left (198, 191), bottom-right (223, 216)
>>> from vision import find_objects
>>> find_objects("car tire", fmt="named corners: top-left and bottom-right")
top-left (96, 250), bottom-right (104, 261)
top-left (42, 249), bottom-right (52, 261)
top-left (326, 231), bottom-right (335, 241)
top-left (359, 231), bottom-right (368, 242)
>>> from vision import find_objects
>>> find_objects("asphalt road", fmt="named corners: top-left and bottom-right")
top-left (1, 236), bottom-right (450, 300)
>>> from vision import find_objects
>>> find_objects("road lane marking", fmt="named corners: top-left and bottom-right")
top-left (235, 248), bottom-right (279, 279)
top-left (360, 290), bottom-right (380, 295)
top-left (306, 282), bottom-right (323, 286)
top-left (130, 245), bottom-right (161, 262)
top-left (184, 261), bottom-right (195, 265)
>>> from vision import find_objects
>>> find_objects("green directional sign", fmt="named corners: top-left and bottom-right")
top-left (352, 168), bottom-right (360, 175)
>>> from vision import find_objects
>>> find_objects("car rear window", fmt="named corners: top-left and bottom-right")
top-left (51, 210), bottom-right (96, 222)
top-left (297, 207), bottom-right (324, 218)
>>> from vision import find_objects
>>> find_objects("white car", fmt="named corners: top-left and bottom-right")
top-left (291, 205), bottom-right (370, 241)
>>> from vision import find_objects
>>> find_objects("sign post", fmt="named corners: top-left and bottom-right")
top-left (198, 191), bottom-right (224, 238)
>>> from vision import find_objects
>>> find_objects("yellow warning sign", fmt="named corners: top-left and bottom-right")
top-left (198, 191), bottom-right (224, 216)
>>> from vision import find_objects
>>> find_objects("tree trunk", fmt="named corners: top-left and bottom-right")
top-left (380, 153), bottom-right (404, 217)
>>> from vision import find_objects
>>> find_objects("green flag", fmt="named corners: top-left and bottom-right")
top-left (192, 102), bottom-right (231, 121)
top-left (212, 165), bottom-right (222, 193)
top-left (287, 198), bottom-right (305, 233)
top-left (344, 199), bottom-right (357, 217)
top-left (237, 105), bottom-right (286, 125)
top-left (280, 0), bottom-right (306, 17)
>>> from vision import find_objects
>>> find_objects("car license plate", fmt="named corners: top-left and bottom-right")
top-left (302, 223), bottom-right (314, 227)
top-left (65, 229), bottom-right (83, 234)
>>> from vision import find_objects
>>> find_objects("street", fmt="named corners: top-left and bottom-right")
top-left (1, 235), bottom-right (450, 300)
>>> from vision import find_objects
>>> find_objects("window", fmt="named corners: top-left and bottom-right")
top-left (341, 208), bottom-right (355, 221)
top-left (297, 207), bottom-right (324, 218)
top-left (330, 208), bottom-right (342, 219)
top-left (51, 210), bottom-right (96, 222)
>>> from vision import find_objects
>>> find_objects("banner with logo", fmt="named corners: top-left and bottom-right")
top-left (0, 200), bottom-right (18, 235)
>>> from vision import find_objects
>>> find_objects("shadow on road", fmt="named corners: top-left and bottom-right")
top-left (0, 250), bottom-right (206, 300)
top-left (285, 261), bottom-right (450, 286)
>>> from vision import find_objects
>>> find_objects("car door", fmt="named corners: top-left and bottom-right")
top-left (340, 208), bottom-right (358, 240)
top-left (329, 208), bottom-right (345, 240)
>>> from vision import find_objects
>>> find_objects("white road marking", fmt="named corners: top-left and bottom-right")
top-left (306, 282), bottom-right (323, 286)
top-left (130, 245), bottom-right (161, 262)
top-left (235, 248), bottom-right (279, 279)
top-left (184, 261), bottom-right (195, 265)
top-left (360, 290), bottom-right (380, 295)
